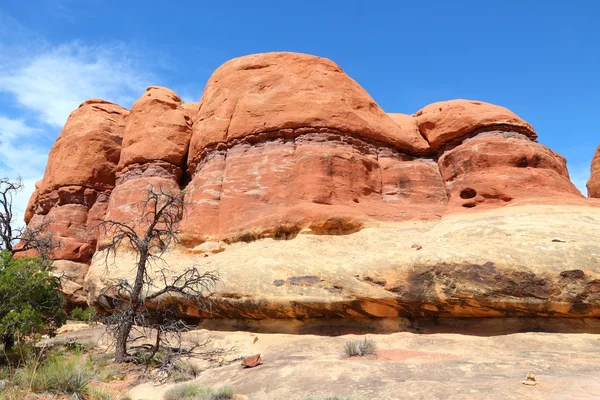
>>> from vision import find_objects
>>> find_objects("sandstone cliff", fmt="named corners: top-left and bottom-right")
top-left (22, 52), bottom-right (600, 321)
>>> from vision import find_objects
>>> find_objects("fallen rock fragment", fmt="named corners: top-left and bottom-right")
top-left (241, 354), bottom-right (262, 368)
top-left (522, 370), bottom-right (537, 386)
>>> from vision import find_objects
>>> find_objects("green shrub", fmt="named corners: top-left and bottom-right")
top-left (343, 337), bottom-right (377, 357)
top-left (0, 251), bottom-right (66, 352)
top-left (70, 306), bottom-right (97, 323)
top-left (164, 383), bottom-right (235, 400)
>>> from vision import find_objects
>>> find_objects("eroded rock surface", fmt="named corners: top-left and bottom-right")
top-left (414, 99), bottom-right (536, 151)
top-left (181, 53), bottom-right (440, 245)
top-left (21, 52), bottom-right (600, 321)
top-left (87, 205), bottom-right (600, 320)
top-left (21, 99), bottom-right (128, 306)
top-left (102, 86), bottom-right (191, 239)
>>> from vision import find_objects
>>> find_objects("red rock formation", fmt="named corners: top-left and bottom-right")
top-left (414, 99), bottom-right (536, 151)
top-left (20, 52), bottom-right (600, 319)
top-left (439, 133), bottom-right (582, 209)
top-left (181, 101), bottom-right (199, 123)
top-left (413, 100), bottom-right (582, 209)
top-left (25, 99), bottom-right (128, 262)
top-left (187, 52), bottom-right (430, 171)
top-left (118, 86), bottom-right (192, 177)
top-left (181, 53), bottom-right (444, 245)
top-left (39, 100), bottom-right (126, 195)
top-left (588, 145), bottom-right (600, 198)
top-left (18, 100), bottom-right (127, 307)
top-left (102, 87), bottom-right (191, 235)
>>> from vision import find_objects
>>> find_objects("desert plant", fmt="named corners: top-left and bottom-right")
top-left (5, 346), bottom-right (117, 399)
top-left (70, 306), bottom-right (97, 323)
top-left (343, 340), bottom-right (359, 357)
top-left (14, 351), bottom-right (94, 396)
top-left (168, 360), bottom-right (201, 383)
top-left (86, 387), bottom-right (115, 400)
top-left (343, 337), bottom-right (376, 357)
top-left (164, 382), bottom-right (235, 400)
top-left (0, 251), bottom-right (66, 352)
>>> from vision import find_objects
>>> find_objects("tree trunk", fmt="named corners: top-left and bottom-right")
top-left (2, 333), bottom-right (14, 352)
top-left (114, 253), bottom-right (147, 362)
top-left (114, 320), bottom-right (133, 362)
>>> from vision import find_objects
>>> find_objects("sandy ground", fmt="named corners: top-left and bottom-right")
top-left (98, 327), bottom-right (600, 400)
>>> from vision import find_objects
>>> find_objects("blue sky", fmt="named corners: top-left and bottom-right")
top-left (1, 0), bottom-right (599, 222)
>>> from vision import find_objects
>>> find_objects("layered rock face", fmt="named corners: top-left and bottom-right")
top-left (23, 99), bottom-right (128, 305)
top-left (414, 100), bottom-right (582, 210)
top-left (101, 86), bottom-right (192, 237)
top-left (22, 52), bottom-right (600, 322)
top-left (182, 53), bottom-right (444, 245)
top-left (588, 145), bottom-right (600, 198)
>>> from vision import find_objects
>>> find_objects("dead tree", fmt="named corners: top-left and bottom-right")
top-left (0, 177), bottom-right (57, 261)
top-left (96, 185), bottom-right (219, 363)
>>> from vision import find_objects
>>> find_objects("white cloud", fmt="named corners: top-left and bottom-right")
top-left (0, 42), bottom-right (152, 127)
top-left (0, 116), bottom-right (47, 226)
top-left (0, 16), bottom-right (156, 225)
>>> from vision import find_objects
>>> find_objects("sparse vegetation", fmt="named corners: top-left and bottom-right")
top-left (0, 250), bottom-right (66, 353)
top-left (343, 337), bottom-right (377, 357)
top-left (164, 382), bottom-right (235, 400)
top-left (0, 342), bottom-right (119, 399)
top-left (71, 306), bottom-right (97, 323)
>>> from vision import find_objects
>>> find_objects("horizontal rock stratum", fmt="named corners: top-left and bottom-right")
top-left (22, 52), bottom-right (600, 322)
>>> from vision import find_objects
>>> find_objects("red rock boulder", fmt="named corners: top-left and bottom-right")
top-left (23, 99), bottom-right (128, 262)
top-left (187, 52), bottom-right (430, 173)
top-left (414, 99), bottom-right (536, 151)
top-left (439, 133), bottom-right (582, 209)
top-left (412, 100), bottom-right (581, 209)
top-left (103, 87), bottom-right (191, 235)
top-left (39, 99), bottom-right (127, 195)
top-left (118, 86), bottom-right (192, 178)
top-left (181, 53), bottom-right (445, 245)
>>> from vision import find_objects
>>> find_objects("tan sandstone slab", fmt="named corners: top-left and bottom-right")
top-left (86, 204), bottom-right (600, 320)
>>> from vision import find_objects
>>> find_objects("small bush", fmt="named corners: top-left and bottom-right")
top-left (0, 384), bottom-right (30, 400)
top-left (87, 387), bottom-right (114, 400)
top-left (169, 360), bottom-right (201, 383)
top-left (7, 347), bottom-right (116, 398)
top-left (0, 251), bottom-right (67, 352)
top-left (343, 337), bottom-right (376, 357)
top-left (15, 352), bottom-right (94, 396)
top-left (70, 306), bottom-right (97, 323)
top-left (343, 340), bottom-right (359, 357)
top-left (164, 383), bottom-right (235, 400)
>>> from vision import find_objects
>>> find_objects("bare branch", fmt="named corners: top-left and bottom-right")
top-left (0, 177), bottom-right (59, 263)
top-left (0, 176), bottom-right (24, 252)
